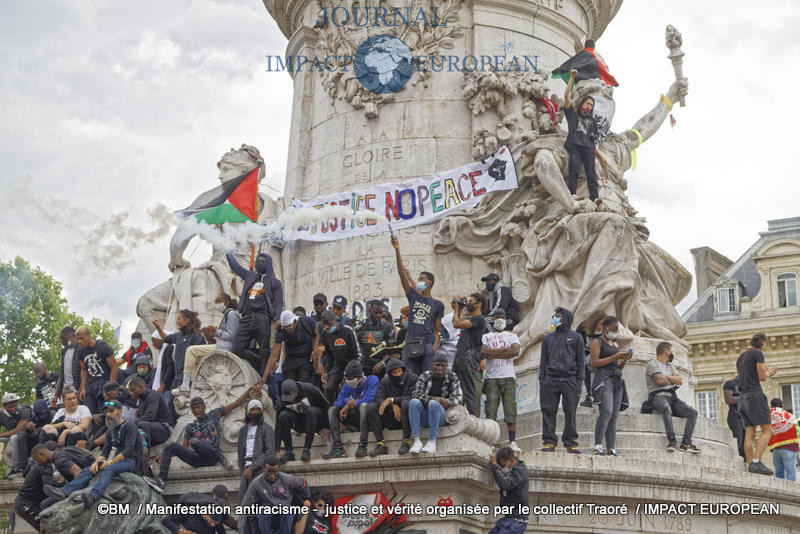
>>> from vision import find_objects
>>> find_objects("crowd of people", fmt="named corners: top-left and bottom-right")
top-left (0, 233), bottom-right (789, 534)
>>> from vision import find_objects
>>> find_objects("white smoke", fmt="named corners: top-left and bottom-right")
top-left (174, 205), bottom-right (387, 251)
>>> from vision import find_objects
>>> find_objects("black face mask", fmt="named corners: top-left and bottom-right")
top-left (247, 413), bottom-right (263, 425)
top-left (466, 303), bottom-right (476, 313)
top-left (485, 282), bottom-right (496, 292)
top-left (390, 373), bottom-right (404, 385)
top-left (255, 261), bottom-right (268, 274)
top-left (668, 353), bottom-right (674, 363)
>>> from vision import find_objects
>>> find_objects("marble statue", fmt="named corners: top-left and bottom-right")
top-left (435, 58), bottom-right (691, 359)
top-left (136, 144), bottom-right (284, 333)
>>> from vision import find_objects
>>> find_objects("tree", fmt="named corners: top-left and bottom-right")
top-left (0, 257), bottom-right (119, 404)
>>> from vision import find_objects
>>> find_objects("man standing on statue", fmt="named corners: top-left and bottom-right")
top-left (736, 333), bottom-right (776, 475)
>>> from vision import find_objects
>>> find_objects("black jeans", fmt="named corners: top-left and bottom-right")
top-left (727, 410), bottom-right (746, 460)
top-left (159, 439), bottom-right (220, 481)
top-left (325, 362), bottom-right (349, 405)
top-left (567, 147), bottom-right (598, 200)
top-left (328, 404), bottom-right (369, 446)
top-left (453, 356), bottom-right (480, 416)
top-left (138, 421), bottom-right (172, 447)
top-left (282, 363), bottom-right (313, 384)
top-left (232, 312), bottom-right (271, 371)
top-left (14, 496), bottom-right (41, 532)
top-left (366, 400), bottom-right (410, 442)
top-left (540, 379), bottom-right (580, 447)
top-left (276, 406), bottom-right (323, 453)
top-left (652, 394), bottom-right (698, 444)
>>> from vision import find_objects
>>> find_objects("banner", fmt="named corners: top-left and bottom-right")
top-left (286, 146), bottom-right (518, 242)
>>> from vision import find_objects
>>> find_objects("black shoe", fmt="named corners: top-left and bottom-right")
top-left (5, 467), bottom-right (23, 479)
top-left (398, 441), bottom-right (411, 455)
top-left (666, 439), bottom-right (677, 452)
top-left (323, 445), bottom-right (346, 460)
top-left (81, 493), bottom-right (97, 510)
top-left (370, 443), bottom-right (389, 457)
top-left (679, 442), bottom-right (701, 454)
top-left (748, 461), bottom-right (774, 475)
top-left (279, 451), bottom-right (296, 464)
top-left (43, 485), bottom-right (67, 501)
top-left (355, 443), bottom-right (368, 458)
top-left (579, 397), bottom-right (593, 408)
top-left (300, 449), bottom-right (311, 462)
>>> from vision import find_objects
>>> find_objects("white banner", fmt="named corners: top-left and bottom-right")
top-left (286, 146), bottom-right (518, 242)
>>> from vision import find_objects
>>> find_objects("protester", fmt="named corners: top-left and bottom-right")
top-left (120, 332), bottom-right (153, 370)
top-left (293, 306), bottom-right (307, 317)
top-left (645, 342), bottom-right (700, 453)
top-left (723, 374), bottom-right (746, 461)
top-left (481, 273), bottom-right (520, 330)
top-left (182, 293), bottom-right (241, 392)
top-left (121, 354), bottom-right (156, 389)
top-left (482, 310), bottom-right (522, 453)
top-left (391, 234), bottom-right (444, 375)
top-left (435, 312), bottom-right (460, 370)
top-left (589, 316), bottom-right (630, 456)
top-left (127, 376), bottom-right (175, 447)
top-left (152, 310), bottom-right (206, 394)
top-left (237, 455), bottom-right (312, 534)
top-left (488, 446), bottom-right (529, 534)
top-left (43, 400), bottom-right (143, 510)
top-left (294, 490), bottom-right (335, 534)
top-left (324, 360), bottom-right (379, 459)
top-left (162, 488), bottom-right (235, 534)
top-left (310, 293), bottom-right (328, 323)
top-left (76, 325), bottom-right (118, 415)
top-left (396, 306), bottom-right (409, 346)
top-left (539, 307), bottom-right (584, 454)
top-left (54, 326), bottom-right (80, 408)
top-left (261, 310), bottom-right (321, 385)
top-left (366, 358), bottom-right (417, 456)
top-left (768, 398), bottom-right (798, 481)
top-left (331, 295), bottom-right (356, 328)
top-left (153, 386), bottom-right (256, 488)
top-left (238, 398), bottom-right (275, 498)
top-left (13, 445), bottom-right (55, 531)
top-left (34, 362), bottom-right (60, 407)
top-left (17, 400), bottom-right (52, 456)
top-left (79, 380), bottom-right (136, 451)
top-left (736, 333), bottom-right (776, 475)
top-left (451, 293), bottom-right (487, 416)
top-left (563, 68), bottom-right (604, 204)
top-left (319, 309), bottom-right (362, 404)
top-left (227, 251), bottom-right (284, 371)
top-left (150, 331), bottom-right (176, 403)
top-left (31, 442), bottom-right (95, 482)
top-left (357, 300), bottom-right (396, 376)
top-left (40, 388), bottom-right (92, 447)
top-left (275, 379), bottom-right (329, 463)
top-left (0, 393), bottom-right (31, 478)
top-left (576, 311), bottom-right (606, 408)
top-left (408, 354), bottom-right (462, 454)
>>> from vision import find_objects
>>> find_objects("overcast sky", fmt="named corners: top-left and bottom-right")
top-left (1, 0), bottom-right (798, 343)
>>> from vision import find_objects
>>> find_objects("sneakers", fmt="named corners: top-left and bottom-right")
top-left (748, 461), bottom-right (774, 476)
top-left (540, 443), bottom-right (556, 452)
top-left (370, 443), bottom-right (389, 457)
top-left (323, 445), bottom-right (346, 459)
top-left (579, 397), bottom-right (593, 408)
top-left (666, 439), bottom-right (677, 451)
top-left (607, 449), bottom-right (620, 457)
top-left (219, 454), bottom-right (234, 470)
top-left (592, 445), bottom-right (605, 456)
top-left (5, 467), bottom-right (23, 479)
top-left (171, 387), bottom-right (189, 398)
top-left (43, 485), bottom-right (67, 501)
top-left (679, 442), bottom-right (701, 454)
top-left (566, 446), bottom-right (581, 454)
top-left (409, 438), bottom-right (424, 454)
top-left (278, 451), bottom-right (296, 464)
top-left (300, 449), bottom-right (311, 462)
top-left (355, 443), bottom-right (369, 458)
top-left (144, 476), bottom-right (165, 491)
top-left (509, 441), bottom-right (521, 453)
top-left (421, 440), bottom-right (437, 453)
top-left (81, 493), bottom-right (98, 510)
top-left (398, 441), bottom-right (412, 455)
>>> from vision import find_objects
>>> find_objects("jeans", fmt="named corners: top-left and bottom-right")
top-left (0, 434), bottom-right (27, 469)
top-left (566, 147), bottom-right (598, 200)
top-left (137, 421), bottom-right (172, 447)
top-left (232, 312), bottom-right (272, 371)
top-left (489, 517), bottom-right (528, 534)
top-left (651, 394), bottom-right (698, 444)
top-left (453, 356), bottom-right (480, 416)
top-left (62, 457), bottom-right (136, 499)
top-left (266, 373), bottom-right (284, 405)
top-left (540, 379), bottom-right (580, 447)
top-left (774, 448), bottom-right (797, 481)
top-left (328, 403), bottom-right (369, 446)
top-left (366, 400), bottom-right (410, 442)
top-left (402, 343), bottom-right (434, 377)
top-left (14, 496), bottom-right (41, 532)
top-left (408, 398), bottom-right (446, 440)
top-left (727, 411), bottom-right (746, 461)
top-left (276, 406), bottom-right (323, 452)
top-left (158, 439), bottom-right (219, 481)
top-left (255, 512), bottom-right (295, 534)
top-left (594, 383), bottom-right (623, 449)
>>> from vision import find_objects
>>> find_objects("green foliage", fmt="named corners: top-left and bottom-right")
top-left (0, 257), bottom-right (119, 404)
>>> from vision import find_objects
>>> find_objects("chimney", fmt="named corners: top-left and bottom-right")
top-left (690, 247), bottom-right (733, 296)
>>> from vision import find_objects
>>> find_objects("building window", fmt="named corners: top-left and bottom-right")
top-left (777, 273), bottom-right (798, 308)
top-left (696, 391), bottom-right (718, 421)
top-left (780, 384), bottom-right (800, 416)
top-left (716, 287), bottom-right (736, 313)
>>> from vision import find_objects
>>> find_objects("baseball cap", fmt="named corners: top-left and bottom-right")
top-left (281, 379), bottom-right (299, 402)
top-left (481, 273), bottom-right (500, 282)
top-left (321, 309), bottom-right (336, 324)
top-left (332, 295), bottom-right (348, 308)
top-left (104, 400), bottom-right (122, 411)
top-left (344, 360), bottom-right (362, 378)
top-left (489, 308), bottom-right (507, 318)
top-left (247, 399), bottom-right (264, 413)
top-left (131, 331), bottom-right (142, 339)
top-left (103, 380), bottom-right (121, 393)
top-left (280, 310), bottom-right (298, 327)
top-left (2, 393), bottom-right (19, 404)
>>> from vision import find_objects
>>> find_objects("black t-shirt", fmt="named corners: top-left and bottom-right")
top-left (429, 376), bottom-right (445, 398)
top-left (79, 340), bottom-right (115, 386)
top-left (53, 446), bottom-right (95, 479)
top-left (0, 404), bottom-right (31, 431)
top-left (242, 274), bottom-right (270, 314)
top-left (736, 349), bottom-right (765, 395)
top-left (405, 289), bottom-right (445, 344)
top-left (455, 314), bottom-right (488, 363)
top-left (36, 372), bottom-right (60, 404)
top-left (723, 378), bottom-right (741, 415)
top-left (302, 512), bottom-right (332, 534)
top-left (564, 105), bottom-right (598, 150)
top-left (275, 316), bottom-right (317, 370)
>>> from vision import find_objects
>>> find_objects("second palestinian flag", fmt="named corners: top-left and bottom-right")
top-left (177, 167), bottom-right (259, 224)
top-left (552, 45), bottom-right (619, 87)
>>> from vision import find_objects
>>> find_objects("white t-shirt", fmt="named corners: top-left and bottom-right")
top-left (244, 425), bottom-right (257, 466)
top-left (63, 348), bottom-right (76, 387)
top-left (481, 331), bottom-right (520, 380)
top-left (54, 405), bottom-right (92, 425)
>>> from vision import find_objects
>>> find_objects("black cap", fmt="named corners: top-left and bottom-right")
top-left (385, 358), bottom-right (405, 373)
top-left (212, 484), bottom-right (228, 499)
top-left (281, 379), bottom-right (299, 402)
top-left (344, 360), bottom-right (362, 378)
top-left (433, 353), bottom-right (448, 364)
top-left (313, 293), bottom-right (327, 305)
top-left (321, 309), bottom-right (336, 323)
top-left (332, 295), bottom-right (348, 308)
top-left (481, 273), bottom-right (500, 282)
top-left (104, 400), bottom-right (122, 411)
top-left (131, 331), bottom-right (142, 339)
top-left (489, 308), bottom-right (507, 318)
top-left (585, 39), bottom-right (595, 48)
top-left (103, 380), bottom-right (120, 393)
top-left (189, 396), bottom-right (205, 407)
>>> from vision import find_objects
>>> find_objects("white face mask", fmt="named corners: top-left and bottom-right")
top-left (131, 339), bottom-right (141, 349)
top-left (493, 319), bottom-right (507, 331)
top-left (345, 378), bottom-right (360, 389)
top-left (606, 331), bottom-right (617, 341)
top-left (214, 302), bottom-right (226, 313)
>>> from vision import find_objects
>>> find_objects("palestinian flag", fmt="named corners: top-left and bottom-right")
top-left (552, 46), bottom-right (619, 87)
top-left (176, 167), bottom-right (259, 223)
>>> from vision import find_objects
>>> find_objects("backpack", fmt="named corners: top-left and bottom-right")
top-left (299, 316), bottom-right (315, 338)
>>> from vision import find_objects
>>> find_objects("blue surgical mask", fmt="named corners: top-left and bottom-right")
top-left (416, 281), bottom-right (427, 292)
top-left (401, 320), bottom-right (408, 328)
top-left (67, 340), bottom-right (72, 348)
top-left (329, 325), bottom-right (337, 334)
top-left (552, 316), bottom-right (561, 328)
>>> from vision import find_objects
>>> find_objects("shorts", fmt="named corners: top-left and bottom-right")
top-left (484, 377), bottom-right (517, 423)
top-left (738, 391), bottom-right (770, 427)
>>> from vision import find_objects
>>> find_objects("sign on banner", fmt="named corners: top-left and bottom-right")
top-left (286, 146), bottom-right (518, 242)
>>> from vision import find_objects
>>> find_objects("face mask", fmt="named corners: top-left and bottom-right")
top-left (328, 325), bottom-right (337, 334)
top-left (255, 260), bottom-right (268, 274)
top-left (466, 303), bottom-right (476, 313)
top-left (668, 353), bottom-right (674, 363)
top-left (493, 319), bottom-right (507, 331)
top-left (401, 320), bottom-right (408, 328)
top-left (215, 302), bottom-right (226, 313)
top-left (485, 283), bottom-right (496, 292)
top-left (137, 368), bottom-right (148, 377)
top-left (132, 339), bottom-right (141, 349)
top-left (551, 316), bottom-right (561, 328)
top-left (314, 509), bottom-right (326, 518)
top-left (390, 373), bottom-right (404, 385)
top-left (345, 378), bottom-right (360, 388)
top-left (416, 281), bottom-right (427, 292)
top-left (606, 331), bottom-right (617, 341)
top-left (594, 330), bottom-right (603, 336)
top-left (67, 340), bottom-right (72, 348)
top-left (247, 413), bottom-right (263, 425)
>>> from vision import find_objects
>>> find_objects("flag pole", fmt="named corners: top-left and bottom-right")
top-left (250, 166), bottom-right (259, 269)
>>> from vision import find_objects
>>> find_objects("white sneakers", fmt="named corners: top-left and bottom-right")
top-left (409, 438), bottom-right (437, 454)
top-left (509, 441), bottom-right (521, 453)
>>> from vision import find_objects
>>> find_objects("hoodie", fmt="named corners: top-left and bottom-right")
top-left (227, 251), bottom-right (284, 318)
top-left (539, 307), bottom-right (585, 383)
top-left (488, 281), bottom-right (520, 324)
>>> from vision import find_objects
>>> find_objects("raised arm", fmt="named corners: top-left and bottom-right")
top-left (564, 69), bottom-right (577, 108)
top-left (391, 235), bottom-right (411, 293)
top-left (622, 78), bottom-right (689, 152)
top-left (223, 385), bottom-right (259, 415)
top-left (225, 251), bottom-right (249, 279)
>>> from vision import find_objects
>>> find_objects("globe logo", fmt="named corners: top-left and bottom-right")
top-left (354, 34), bottom-right (413, 95)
